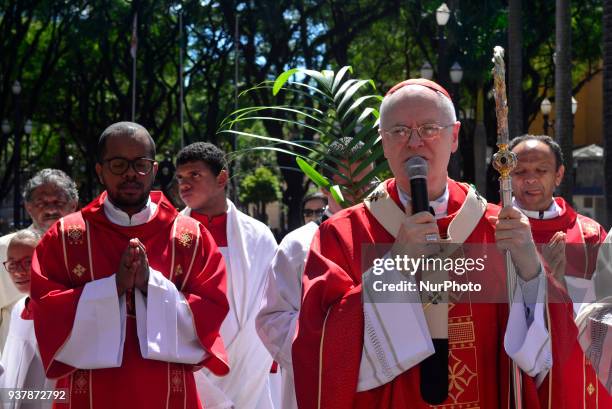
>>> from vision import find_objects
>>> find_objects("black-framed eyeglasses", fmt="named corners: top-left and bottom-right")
top-left (383, 124), bottom-right (454, 141)
top-left (3, 257), bottom-right (32, 273)
top-left (303, 207), bottom-right (327, 218)
top-left (102, 157), bottom-right (156, 176)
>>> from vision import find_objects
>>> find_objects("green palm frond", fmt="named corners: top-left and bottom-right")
top-left (221, 66), bottom-right (389, 208)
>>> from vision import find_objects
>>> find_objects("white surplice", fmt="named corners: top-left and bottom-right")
top-left (183, 200), bottom-right (278, 409)
top-left (256, 221), bottom-right (319, 409)
top-left (575, 229), bottom-right (612, 393)
top-left (593, 228), bottom-right (612, 302)
top-left (53, 196), bottom-right (207, 370)
top-left (0, 297), bottom-right (55, 409)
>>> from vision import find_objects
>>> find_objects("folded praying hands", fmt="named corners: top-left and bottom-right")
top-left (115, 238), bottom-right (150, 296)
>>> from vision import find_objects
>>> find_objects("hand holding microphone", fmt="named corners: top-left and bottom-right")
top-left (395, 155), bottom-right (449, 405)
top-left (393, 156), bottom-right (441, 259)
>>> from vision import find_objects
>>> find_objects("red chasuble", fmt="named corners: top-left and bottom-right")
top-left (292, 179), bottom-right (576, 409)
top-left (527, 197), bottom-right (611, 408)
top-left (30, 191), bottom-right (229, 409)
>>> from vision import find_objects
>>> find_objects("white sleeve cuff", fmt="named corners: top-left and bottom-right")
top-left (504, 273), bottom-right (551, 384)
top-left (56, 275), bottom-right (126, 368)
top-left (135, 268), bottom-right (208, 364)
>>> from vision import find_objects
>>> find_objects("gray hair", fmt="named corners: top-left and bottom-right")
top-left (9, 228), bottom-right (41, 247)
top-left (22, 169), bottom-right (78, 204)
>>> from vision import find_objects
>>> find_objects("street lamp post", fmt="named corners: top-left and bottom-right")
top-left (24, 119), bottom-right (32, 162)
top-left (540, 97), bottom-right (552, 135)
top-left (420, 61), bottom-right (434, 80)
top-left (11, 80), bottom-right (22, 228)
top-left (436, 3), bottom-right (451, 88)
top-left (449, 62), bottom-right (463, 95)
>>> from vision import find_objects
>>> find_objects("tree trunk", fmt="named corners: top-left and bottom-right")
top-left (604, 0), bottom-right (612, 226)
top-left (508, 0), bottom-right (524, 138)
top-left (555, 0), bottom-right (574, 205)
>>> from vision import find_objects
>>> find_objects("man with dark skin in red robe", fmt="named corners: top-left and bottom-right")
top-left (30, 122), bottom-right (229, 409)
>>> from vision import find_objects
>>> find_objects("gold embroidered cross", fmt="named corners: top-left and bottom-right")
top-left (178, 230), bottom-right (193, 248)
top-left (67, 225), bottom-right (84, 245)
top-left (72, 264), bottom-right (86, 277)
top-left (587, 383), bottom-right (595, 396)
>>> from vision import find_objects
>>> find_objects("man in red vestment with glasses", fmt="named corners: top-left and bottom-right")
top-left (31, 122), bottom-right (229, 409)
top-left (292, 79), bottom-right (576, 409)
top-left (510, 134), bottom-right (611, 408)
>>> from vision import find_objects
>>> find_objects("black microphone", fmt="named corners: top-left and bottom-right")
top-left (405, 156), bottom-right (431, 215)
top-left (404, 156), bottom-right (449, 405)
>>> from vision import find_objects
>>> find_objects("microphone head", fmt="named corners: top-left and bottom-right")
top-left (405, 156), bottom-right (428, 180)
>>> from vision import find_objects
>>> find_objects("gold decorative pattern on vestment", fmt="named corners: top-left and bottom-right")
top-left (448, 351), bottom-right (478, 403)
top-left (67, 224), bottom-right (84, 245)
top-left (73, 370), bottom-right (88, 394)
top-left (178, 229), bottom-right (193, 248)
top-left (449, 321), bottom-right (476, 345)
top-left (587, 383), bottom-right (595, 396)
top-left (175, 264), bottom-right (183, 276)
top-left (583, 223), bottom-right (599, 236)
top-left (171, 369), bottom-right (183, 393)
top-left (72, 263), bottom-right (86, 278)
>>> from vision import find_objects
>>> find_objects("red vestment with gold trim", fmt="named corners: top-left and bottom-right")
top-left (527, 197), bottom-right (611, 408)
top-left (31, 191), bottom-right (229, 409)
top-left (293, 179), bottom-right (575, 409)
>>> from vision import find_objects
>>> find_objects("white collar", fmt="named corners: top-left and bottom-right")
top-left (397, 183), bottom-right (449, 219)
top-left (513, 197), bottom-right (561, 220)
top-left (103, 195), bottom-right (157, 226)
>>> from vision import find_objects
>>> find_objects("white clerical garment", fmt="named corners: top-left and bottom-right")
top-left (0, 227), bottom-right (36, 352)
top-left (0, 297), bottom-right (55, 409)
top-left (256, 221), bottom-right (319, 409)
top-left (183, 200), bottom-right (278, 409)
top-left (577, 229), bottom-right (612, 394)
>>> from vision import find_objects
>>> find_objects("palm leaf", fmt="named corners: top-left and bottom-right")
top-left (273, 68), bottom-right (299, 95)
top-left (296, 157), bottom-right (330, 188)
top-left (222, 65), bottom-right (386, 209)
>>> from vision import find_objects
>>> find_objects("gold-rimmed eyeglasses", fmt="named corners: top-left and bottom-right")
top-left (382, 124), bottom-right (454, 142)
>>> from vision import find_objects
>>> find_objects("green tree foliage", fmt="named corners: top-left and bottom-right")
top-left (0, 0), bottom-right (604, 227)
top-left (238, 166), bottom-right (281, 222)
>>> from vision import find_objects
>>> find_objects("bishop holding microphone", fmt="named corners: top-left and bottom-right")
top-left (291, 78), bottom-right (576, 409)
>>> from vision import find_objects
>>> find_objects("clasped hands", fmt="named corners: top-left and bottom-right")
top-left (392, 206), bottom-right (541, 281)
top-left (116, 238), bottom-right (150, 296)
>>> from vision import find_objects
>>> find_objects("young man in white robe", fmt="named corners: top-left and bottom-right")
top-left (0, 169), bottom-right (78, 352)
top-left (0, 229), bottom-right (55, 409)
top-left (255, 137), bottom-right (376, 409)
top-left (176, 142), bottom-right (279, 409)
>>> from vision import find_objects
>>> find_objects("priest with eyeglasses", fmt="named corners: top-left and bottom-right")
top-left (30, 122), bottom-right (230, 409)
